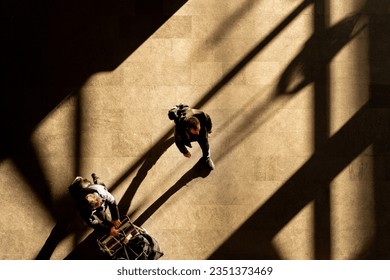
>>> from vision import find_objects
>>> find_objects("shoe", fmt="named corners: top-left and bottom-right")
top-left (206, 157), bottom-right (215, 170)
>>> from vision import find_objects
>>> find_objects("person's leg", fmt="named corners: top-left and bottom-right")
top-left (198, 137), bottom-right (215, 170)
top-left (198, 137), bottom-right (210, 159)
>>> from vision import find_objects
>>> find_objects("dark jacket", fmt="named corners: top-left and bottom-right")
top-left (174, 109), bottom-right (212, 155)
top-left (77, 184), bottom-right (120, 234)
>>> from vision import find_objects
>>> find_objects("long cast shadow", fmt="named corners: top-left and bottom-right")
top-left (9, 0), bottom-right (189, 259)
top-left (52, 0), bottom-right (307, 259)
top-left (107, 0), bottom-right (314, 201)
top-left (209, 101), bottom-right (380, 259)
top-left (33, 0), bottom-right (317, 259)
top-left (134, 158), bottom-right (212, 226)
top-left (193, 0), bottom-right (314, 109)
top-left (276, 13), bottom-right (366, 95)
top-left (118, 135), bottom-right (175, 216)
top-left (358, 0), bottom-right (390, 259)
top-left (208, 6), bottom-right (371, 259)
top-left (212, 10), bottom-right (367, 167)
top-left (64, 159), bottom-right (211, 260)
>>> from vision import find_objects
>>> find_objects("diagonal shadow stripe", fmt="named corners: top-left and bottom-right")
top-left (40, 0), bottom-right (313, 259)
top-left (133, 158), bottom-right (211, 226)
top-left (25, 0), bottom-right (188, 259)
top-left (108, 0), bottom-right (313, 195)
top-left (193, 0), bottom-right (313, 109)
top-left (209, 102), bottom-right (379, 259)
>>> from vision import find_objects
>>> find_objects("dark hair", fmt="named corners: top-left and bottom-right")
top-left (185, 116), bottom-right (200, 130)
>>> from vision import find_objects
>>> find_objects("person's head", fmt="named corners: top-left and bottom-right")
top-left (85, 193), bottom-right (103, 209)
top-left (185, 116), bottom-right (201, 135)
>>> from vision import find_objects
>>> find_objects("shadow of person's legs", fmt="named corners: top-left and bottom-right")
top-left (135, 158), bottom-right (212, 226)
top-left (118, 136), bottom-right (175, 216)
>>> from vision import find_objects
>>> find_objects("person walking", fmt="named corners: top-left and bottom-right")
top-left (169, 104), bottom-right (215, 170)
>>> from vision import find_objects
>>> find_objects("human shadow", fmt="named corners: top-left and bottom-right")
top-left (64, 159), bottom-right (211, 259)
top-left (64, 231), bottom-right (111, 260)
top-left (35, 199), bottom-right (79, 260)
top-left (39, 134), bottom-right (174, 259)
top-left (16, 0), bottom-right (188, 259)
top-left (134, 158), bottom-right (212, 226)
top-left (118, 135), bottom-right (175, 216)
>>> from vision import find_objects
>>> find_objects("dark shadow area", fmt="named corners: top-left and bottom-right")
top-left (209, 101), bottom-right (380, 259)
top-left (211, 4), bottom-right (367, 168)
top-left (1, 0), bottom-right (187, 161)
top-left (206, 0), bottom-right (258, 45)
top-left (209, 1), bottom-right (389, 259)
top-left (1, 0), bottom-right (188, 259)
top-left (36, 205), bottom-right (80, 260)
top-left (312, 0), bottom-right (331, 260)
top-left (276, 13), bottom-right (366, 96)
top-left (118, 135), bottom-right (175, 216)
top-left (134, 158), bottom-right (212, 226)
top-left (357, 0), bottom-right (390, 259)
top-left (65, 159), bottom-right (211, 260)
top-left (193, 0), bottom-right (314, 109)
top-left (61, 0), bottom-right (315, 260)
top-left (64, 232), bottom-right (111, 260)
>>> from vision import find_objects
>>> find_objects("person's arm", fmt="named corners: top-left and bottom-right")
top-left (195, 111), bottom-right (212, 134)
top-left (204, 113), bottom-right (212, 133)
top-left (174, 127), bottom-right (190, 155)
top-left (107, 200), bottom-right (120, 221)
top-left (78, 205), bottom-right (112, 233)
top-left (175, 138), bottom-right (190, 155)
top-left (100, 188), bottom-right (121, 229)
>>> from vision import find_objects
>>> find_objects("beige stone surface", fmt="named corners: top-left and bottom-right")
top-left (1, 0), bottom-right (390, 260)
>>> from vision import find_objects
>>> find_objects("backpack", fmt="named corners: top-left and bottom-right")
top-left (68, 176), bottom-right (96, 203)
top-left (168, 103), bottom-right (191, 124)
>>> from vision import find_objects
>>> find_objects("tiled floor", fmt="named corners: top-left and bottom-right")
top-left (1, 0), bottom-right (390, 260)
